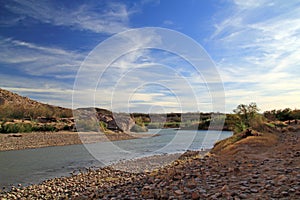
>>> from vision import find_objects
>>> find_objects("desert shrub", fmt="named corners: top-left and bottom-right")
top-left (99, 121), bottom-right (108, 131)
top-left (164, 122), bottom-right (180, 128)
top-left (233, 121), bottom-right (247, 133)
top-left (0, 123), bottom-right (18, 133)
top-left (75, 119), bottom-right (99, 132)
top-left (18, 123), bottom-right (33, 132)
top-left (131, 116), bottom-right (148, 132)
top-left (291, 109), bottom-right (300, 119)
top-left (32, 124), bottom-right (57, 132)
top-left (264, 108), bottom-right (300, 121)
top-left (134, 116), bottom-right (143, 126)
top-left (0, 123), bottom-right (34, 133)
top-left (249, 114), bottom-right (266, 132)
top-left (146, 122), bottom-right (163, 129)
top-left (130, 124), bottom-right (148, 132)
top-left (233, 103), bottom-right (263, 133)
top-left (266, 123), bottom-right (275, 128)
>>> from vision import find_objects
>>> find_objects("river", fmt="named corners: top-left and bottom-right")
top-left (0, 129), bottom-right (232, 188)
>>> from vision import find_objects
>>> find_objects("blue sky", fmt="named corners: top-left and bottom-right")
top-left (0, 0), bottom-right (300, 113)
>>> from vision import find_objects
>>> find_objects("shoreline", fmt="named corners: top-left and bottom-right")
top-left (0, 131), bottom-right (158, 152)
top-left (0, 129), bottom-right (229, 152)
top-left (1, 130), bottom-right (299, 199)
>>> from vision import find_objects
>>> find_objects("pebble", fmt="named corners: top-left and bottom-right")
top-left (1, 130), bottom-right (300, 199)
top-left (191, 191), bottom-right (200, 200)
top-left (250, 188), bottom-right (258, 193)
top-left (174, 189), bottom-right (183, 195)
top-left (281, 191), bottom-right (289, 197)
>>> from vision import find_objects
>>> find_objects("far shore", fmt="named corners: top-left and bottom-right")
top-left (0, 131), bottom-right (157, 152)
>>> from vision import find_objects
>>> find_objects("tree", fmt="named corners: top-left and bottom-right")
top-left (276, 108), bottom-right (292, 121)
top-left (232, 103), bottom-right (261, 133)
top-left (233, 103), bottom-right (259, 127)
top-left (263, 109), bottom-right (277, 121)
top-left (291, 109), bottom-right (300, 120)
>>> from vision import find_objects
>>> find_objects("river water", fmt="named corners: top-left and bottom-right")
top-left (0, 129), bottom-right (232, 188)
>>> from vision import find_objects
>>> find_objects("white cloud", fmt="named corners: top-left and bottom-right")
top-left (210, 0), bottom-right (300, 111)
top-left (2, 0), bottom-right (133, 34)
top-left (0, 73), bottom-right (74, 108)
top-left (233, 0), bottom-right (271, 9)
top-left (0, 37), bottom-right (83, 76)
top-left (0, 37), bottom-right (84, 108)
top-left (163, 20), bottom-right (174, 26)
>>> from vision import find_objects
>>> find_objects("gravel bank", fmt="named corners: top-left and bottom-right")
top-left (1, 131), bottom-right (299, 199)
top-left (0, 131), bottom-right (156, 151)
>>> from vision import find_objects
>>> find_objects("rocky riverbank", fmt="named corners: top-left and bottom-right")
top-left (0, 131), bottom-right (155, 151)
top-left (1, 130), bottom-right (299, 199)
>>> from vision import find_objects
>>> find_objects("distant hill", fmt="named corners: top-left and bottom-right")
top-left (0, 88), bottom-right (72, 120)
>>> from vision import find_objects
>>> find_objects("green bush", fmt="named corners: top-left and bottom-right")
top-left (146, 122), bottom-right (163, 129)
top-left (130, 124), bottom-right (148, 132)
top-left (0, 123), bottom-right (34, 133)
top-left (99, 121), bottom-right (108, 131)
top-left (75, 119), bottom-right (99, 132)
top-left (31, 124), bottom-right (57, 132)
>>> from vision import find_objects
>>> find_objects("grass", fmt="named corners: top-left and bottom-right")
top-left (0, 122), bottom-right (58, 133)
top-left (211, 133), bottom-right (244, 154)
top-left (211, 129), bottom-right (278, 155)
top-left (266, 123), bottom-right (275, 128)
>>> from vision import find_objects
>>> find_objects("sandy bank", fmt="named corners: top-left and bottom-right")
top-left (0, 131), bottom-right (156, 151)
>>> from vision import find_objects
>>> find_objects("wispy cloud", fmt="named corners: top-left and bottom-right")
top-left (0, 37), bottom-right (84, 107)
top-left (210, 0), bottom-right (300, 111)
top-left (1, 0), bottom-right (133, 34)
top-left (0, 37), bottom-right (83, 77)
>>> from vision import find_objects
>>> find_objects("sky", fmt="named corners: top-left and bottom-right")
top-left (0, 0), bottom-right (300, 113)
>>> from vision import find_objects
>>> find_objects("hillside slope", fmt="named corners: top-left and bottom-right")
top-left (0, 88), bottom-right (72, 119)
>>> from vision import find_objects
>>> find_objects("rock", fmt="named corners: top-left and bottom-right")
top-left (142, 185), bottom-right (151, 190)
top-left (211, 192), bottom-right (222, 198)
top-left (276, 175), bottom-right (287, 183)
top-left (250, 188), bottom-right (258, 193)
top-left (289, 188), bottom-right (295, 193)
top-left (113, 114), bottom-right (135, 132)
top-left (191, 191), bottom-right (200, 200)
top-left (281, 191), bottom-right (289, 197)
top-left (186, 181), bottom-right (197, 189)
top-left (8, 134), bottom-right (22, 138)
top-left (239, 181), bottom-right (248, 186)
top-left (221, 185), bottom-right (229, 192)
top-left (249, 179), bottom-right (257, 184)
top-left (252, 174), bottom-right (259, 179)
top-left (238, 193), bottom-right (248, 199)
top-left (174, 189), bottom-right (183, 195)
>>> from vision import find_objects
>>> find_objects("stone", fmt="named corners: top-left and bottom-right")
top-left (238, 193), bottom-right (248, 199)
top-left (211, 192), bottom-right (222, 198)
top-left (142, 185), bottom-right (151, 190)
top-left (221, 185), bottom-right (229, 192)
top-left (250, 188), bottom-right (258, 193)
top-left (174, 189), bottom-right (183, 195)
top-left (191, 191), bottom-right (200, 200)
top-left (281, 191), bottom-right (289, 197)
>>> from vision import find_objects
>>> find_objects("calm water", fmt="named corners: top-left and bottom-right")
top-left (0, 129), bottom-right (232, 188)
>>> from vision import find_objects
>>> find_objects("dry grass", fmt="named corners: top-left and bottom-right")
top-left (211, 130), bottom-right (278, 156)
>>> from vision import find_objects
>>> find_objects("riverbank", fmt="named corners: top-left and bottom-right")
top-left (0, 131), bottom-right (156, 151)
top-left (1, 129), bottom-right (299, 199)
